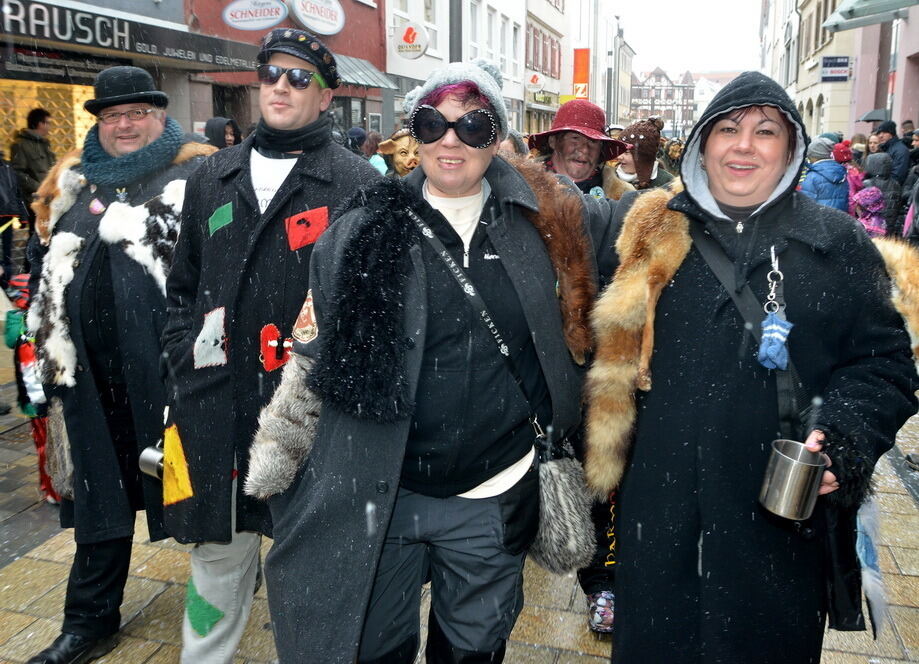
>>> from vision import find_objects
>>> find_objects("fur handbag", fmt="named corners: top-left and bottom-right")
top-left (529, 449), bottom-right (596, 574)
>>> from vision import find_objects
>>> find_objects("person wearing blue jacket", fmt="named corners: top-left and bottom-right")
top-left (799, 137), bottom-right (848, 211)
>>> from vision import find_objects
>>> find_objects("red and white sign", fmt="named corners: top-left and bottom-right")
top-left (222, 0), bottom-right (288, 31)
top-left (525, 72), bottom-right (544, 92)
top-left (395, 21), bottom-right (429, 60)
top-left (288, 0), bottom-right (345, 35)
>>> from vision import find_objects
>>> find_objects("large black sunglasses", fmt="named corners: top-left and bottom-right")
top-left (409, 105), bottom-right (498, 149)
top-left (256, 64), bottom-right (320, 90)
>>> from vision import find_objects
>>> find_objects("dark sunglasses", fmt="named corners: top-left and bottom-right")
top-left (256, 64), bottom-right (322, 90)
top-left (409, 105), bottom-right (498, 149)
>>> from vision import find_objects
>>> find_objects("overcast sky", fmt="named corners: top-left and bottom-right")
top-left (602, 0), bottom-right (763, 76)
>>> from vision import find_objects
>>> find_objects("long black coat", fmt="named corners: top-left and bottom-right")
top-left (262, 157), bottom-right (614, 662)
top-left (162, 134), bottom-right (381, 543)
top-left (28, 147), bottom-right (208, 544)
top-left (608, 189), bottom-right (918, 663)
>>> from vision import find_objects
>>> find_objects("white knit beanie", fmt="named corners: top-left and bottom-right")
top-left (404, 59), bottom-right (508, 138)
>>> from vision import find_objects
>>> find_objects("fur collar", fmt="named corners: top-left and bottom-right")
top-left (32, 142), bottom-right (215, 245)
top-left (28, 175), bottom-right (194, 387)
top-left (309, 157), bottom-right (597, 423)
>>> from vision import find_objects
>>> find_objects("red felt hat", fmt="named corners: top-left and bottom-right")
top-left (528, 99), bottom-right (629, 161)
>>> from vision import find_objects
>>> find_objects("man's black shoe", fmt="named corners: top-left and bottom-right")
top-left (26, 632), bottom-right (118, 664)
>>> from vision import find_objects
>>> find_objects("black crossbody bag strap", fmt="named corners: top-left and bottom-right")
top-left (688, 222), bottom-right (804, 439)
top-left (404, 206), bottom-right (549, 445)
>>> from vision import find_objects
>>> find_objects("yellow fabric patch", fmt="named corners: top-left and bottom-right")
top-left (163, 424), bottom-right (194, 505)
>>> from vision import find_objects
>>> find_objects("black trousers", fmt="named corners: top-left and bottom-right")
top-left (63, 536), bottom-right (133, 638)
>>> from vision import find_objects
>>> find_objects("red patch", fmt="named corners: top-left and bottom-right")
top-left (259, 324), bottom-right (292, 372)
top-left (284, 207), bottom-right (329, 251)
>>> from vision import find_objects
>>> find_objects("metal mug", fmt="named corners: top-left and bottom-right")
top-left (138, 442), bottom-right (164, 480)
top-left (759, 439), bottom-right (829, 521)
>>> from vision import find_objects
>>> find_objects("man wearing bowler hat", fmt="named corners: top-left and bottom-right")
top-left (25, 66), bottom-right (215, 664)
top-left (529, 99), bottom-right (632, 201)
top-left (160, 29), bottom-right (380, 663)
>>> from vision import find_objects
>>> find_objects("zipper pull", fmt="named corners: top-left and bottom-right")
top-left (463, 249), bottom-right (469, 268)
top-left (735, 220), bottom-right (744, 233)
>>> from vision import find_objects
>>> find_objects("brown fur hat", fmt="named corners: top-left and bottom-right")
top-left (621, 117), bottom-right (664, 188)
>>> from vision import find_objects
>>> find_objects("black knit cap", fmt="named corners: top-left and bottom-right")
top-left (257, 28), bottom-right (341, 89)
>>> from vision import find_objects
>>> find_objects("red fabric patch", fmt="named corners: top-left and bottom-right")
top-left (259, 324), bottom-right (292, 372)
top-left (284, 206), bottom-right (329, 251)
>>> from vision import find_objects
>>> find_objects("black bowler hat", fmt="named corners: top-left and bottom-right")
top-left (258, 28), bottom-right (341, 89)
top-left (84, 66), bottom-right (169, 115)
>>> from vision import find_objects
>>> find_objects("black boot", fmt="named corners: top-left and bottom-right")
top-left (26, 632), bottom-right (118, 664)
top-left (425, 610), bottom-right (507, 664)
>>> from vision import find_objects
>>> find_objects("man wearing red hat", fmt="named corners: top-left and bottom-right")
top-left (528, 99), bottom-right (633, 200)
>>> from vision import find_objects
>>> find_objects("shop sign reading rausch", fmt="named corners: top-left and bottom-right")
top-left (287, 0), bottom-right (345, 35)
top-left (1, 0), bottom-right (258, 70)
top-left (395, 21), bottom-right (428, 60)
top-left (222, 0), bottom-right (288, 31)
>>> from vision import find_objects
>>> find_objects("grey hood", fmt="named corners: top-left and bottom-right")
top-left (864, 152), bottom-right (892, 179)
top-left (679, 71), bottom-right (809, 220)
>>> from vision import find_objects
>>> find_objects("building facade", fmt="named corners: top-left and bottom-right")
top-left (630, 68), bottom-right (695, 138)
top-left (384, 0), bottom-right (525, 134)
top-left (794, 0), bottom-right (854, 138)
top-left (524, 0), bottom-right (568, 133)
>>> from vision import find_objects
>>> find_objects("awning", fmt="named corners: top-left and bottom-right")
top-left (335, 55), bottom-right (397, 90)
top-left (823, 0), bottom-right (916, 33)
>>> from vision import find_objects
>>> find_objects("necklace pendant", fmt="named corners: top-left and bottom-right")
top-left (115, 187), bottom-right (128, 203)
top-left (735, 220), bottom-right (744, 233)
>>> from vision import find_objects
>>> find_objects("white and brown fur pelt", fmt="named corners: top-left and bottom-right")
top-left (27, 143), bottom-right (213, 387)
top-left (246, 156), bottom-right (599, 499)
top-left (584, 181), bottom-right (919, 498)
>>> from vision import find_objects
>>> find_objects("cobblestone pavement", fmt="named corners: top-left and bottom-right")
top-left (0, 399), bottom-right (917, 662)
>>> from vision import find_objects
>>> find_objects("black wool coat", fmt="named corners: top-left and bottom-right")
top-left (28, 147), bottom-right (208, 544)
top-left (262, 157), bottom-right (615, 662)
top-left (161, 134), bottom-right (381, 543)
top-left (609, 190), bottom-right (918, 664)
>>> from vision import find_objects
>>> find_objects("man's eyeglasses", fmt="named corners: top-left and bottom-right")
top-left (409, 105), bottom-right (498, 149)
top-left (256, 64), bottom-right (325, 90)
top-left (97, 108), bottom-right (155, 125)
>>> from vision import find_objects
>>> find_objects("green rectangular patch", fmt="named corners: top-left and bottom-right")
top-left (207, 202), bottom-right (233, 236)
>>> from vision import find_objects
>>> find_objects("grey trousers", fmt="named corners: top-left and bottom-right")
top-left (358, 462), bottom-right (539, 660)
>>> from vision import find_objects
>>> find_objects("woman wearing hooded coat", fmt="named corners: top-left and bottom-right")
top-left (585, 71), bottom-right (918, 663)
top-left (244, 59), bottom-right (616, 663)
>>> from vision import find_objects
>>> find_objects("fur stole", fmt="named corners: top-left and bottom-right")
top-left (310, 160), bottom-right (597, 424)
top-left (584, 184), bottom-right (919, 497)
top-left (246, 159), bottom-right (597, 496)
top-left (601, 165), bottom-right (636, 201)
top-left (585, 180), bottom-right (692, 496)
top-left (27, 143), bottom-right (213, 387)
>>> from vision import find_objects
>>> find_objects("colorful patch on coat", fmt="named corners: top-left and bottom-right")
top-left (208, 202), bottom-right (233, 237)
top-left (185, 578), bottom-right (225, 637)
top-left (260, 323), bottom-right (292, 371)
top-left (163, 424), bottom-right (194, 505)
top-left (292, 290), bottom-right (318, 345)
top-left (193, 307), bottom-right (228, 369)
top-left (284, 206), bottom-right (329, 251)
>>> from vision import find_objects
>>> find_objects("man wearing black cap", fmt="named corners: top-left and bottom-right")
top-left (160, 28), bottom-right (380, 663)
top-left (876, 119), bottom-right (910, 184)
top-left (25, 66), bottom-right (215, 664)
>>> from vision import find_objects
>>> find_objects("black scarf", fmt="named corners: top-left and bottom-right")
top-left (253, 113), bottom-right (332, 155)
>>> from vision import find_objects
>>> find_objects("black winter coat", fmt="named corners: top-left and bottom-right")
top-left (161, 133), bottom-right (381, 543)
top-left (863, 152), bottom-right (902, 230)
top-left (604, 71), bottom-right (919, 664)
top-left (261, 156), bottom-right (615, 662)
top-left (28, 145), bottom-right (209, 544)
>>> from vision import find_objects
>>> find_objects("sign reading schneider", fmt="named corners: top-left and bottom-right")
top-left (2, 0), bottom-right (257, 69)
